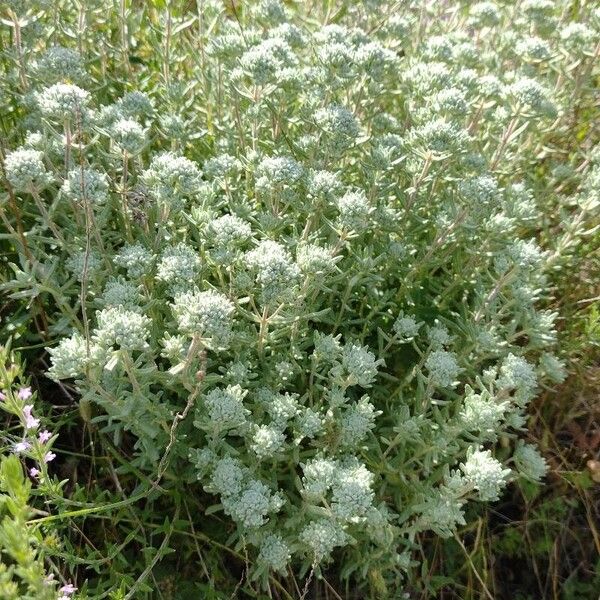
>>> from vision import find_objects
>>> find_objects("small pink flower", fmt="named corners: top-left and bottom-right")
top-left (38, 430), bottom-right (52, 443)
top-left (29, 467), bottom-right (40, 478)
top-left (59, 583), bottom-right (77, 595)
top-left (0, 391), bottom-right (6, 401)
top-left (14, 441), bottom-right (31, 453)
top-left (18, 387), bottom-right (32, 400)
top-left (44, 451), bottom-right (56, 463)
top-left (23, 405), bottom-right (40, 430)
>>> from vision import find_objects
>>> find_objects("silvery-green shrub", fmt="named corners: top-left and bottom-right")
top-left (2, 0), bottom-right (598, 591)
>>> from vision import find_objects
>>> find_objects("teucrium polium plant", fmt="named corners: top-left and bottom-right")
top-left (1, 0), bottom-right (598, 594)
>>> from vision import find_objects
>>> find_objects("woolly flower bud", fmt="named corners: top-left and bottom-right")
top-left (459, 174), bottom-right (499, 206)
top-left (210, 214), bottom-right (252, 249)
top-left (255, 155), bottom-right (303, 190)
top-left (503, 182), bottom-right (537, 222)
top-left (207, 25), bottom-right (248, 60)
top-left (478, 74), bottom-right (503, 97)
top-left (312, 332), bottom-right (342, 363)
top-left (160, 333), bottom-right (189, 364)
top-left (296, 243), bottom-right (337, 276)
top-left (4, 148), bottom-right (52, 192)
top-left (252, 0), bottom-right (288, 24)
top-left (246, 240), bottom-right (300, 305)
top-left (302, 457), bottom-right (337, 498)
top-left (114, 243), bottom-right (154, 279)
top-left (339, 396), bottom-right (380, 448)
top-left (314, 104), bottom-right (360, 153)
top-left (258, 534), bottom-right (291, 573)
top-left (190, 446), bottom-right (216, 472)
top-left (299, 519), bottom-right (348, 562)
top-left (409, 118), bottom-right (469, 155)
top-left (48, 333), bottom-right (89, 380)
top-left (428, 323), bottom-right (452, 349)
top-left (23, 131), bottom-right (44, 150)
top-left (370, 134), bottom-right (403, 171)
top-left (204, 153), bottom-right (241, 180)
top-left (354, 41), bottom-right (396, 78)
top-left (224, 480), bottom-right (279, 528)
top-left (331, 461), bottom-right (375, 522)
top-left (159, 113), bottom-right (186, 138)
top-left (560, 23), bottom-right (595, 49)
top-left (110, 118), bottom-right (146, 154)
top-left (101, 279), bottom-right (140, 310)
top-left (93, 307), bottom-right (150, 352)
top-left (209, 456), bottom-right (246, 497)
top-left (522, 0), bottom-right (554, 19)
top-left (513, 442), bottom-right (548, 482)
top-left (423, 35), bottom-right (455, 62)
top-left (459, 387), bottom-right (507, 435)
top-left (404, 61), bottom-right (451, 94)
top-left (275, 361), bottom-right (294, 383)
top-left (509, 78), bottom-right (554, 114)
top-left (203, 385), bottom-right (249, 429)
top-left (251, 424), bottom-right (286, 459)
top-left (240, 38), bottom-right (297, 85)
top-left (269, 23), bottom-right (305, 47)
top-left (336, 189), bottom-right (373, 231)
top-left (61, 168), bottom-right (109, 204)
top-left (118, 91), bottom-right (154, 119)
top-left (142, 152), bottom-right (202, 209)
top-left (314, 24), bottom-right (350, 45)
top-left (264, 391), bottom-right (299, 425)
top-left (96, 103), bottom-right (124, 128)
top-left (468, 2), bottom-right (501, 27)
top-left (433, 87), bottom-right (468, 116)
top-left (497, 353), bottom-right (537, 404)
top-left (66, 250), bottom-right (102, 281)
top-left (516, 36), bottom-right (551, 61)
top-left (296, 408), bottom-right (323, 439)
top-left (383, 14), bottom-right (412, 38)
top-left (34, 46), bottom-right (85, 83)
top-left (335, 343), bottom-right (382, 388)
top-left (307, 169), bottom-right (343, 200)
top-left (36, 83), bottom-right (90, 120)
top-left (508, 238), bottom-right (546, 271)
top-left (156, 243), bottom-right (200, 289)
top-left (461, 448), bottom-right (510, 501)
top-left (393, 312), bottom-right (422, 341)
top-left (223, 361), bottom-right (255, 386)
top-left (425, 350), bottom-right (461, 388)
top-left (316, 40), bottom-right (354, 78)
top-left (172, 289), bottom-right (234, 347)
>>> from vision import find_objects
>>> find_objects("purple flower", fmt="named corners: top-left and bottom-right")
top-left (38, 430), bottom-right (52, 443)
top-left (58, 583), bottom-right (77, 599)
top-left (14, 441), bottom-right (31, 453)
top-left (44, 451), bottom-right (56, 463)
top-left (23, 405), bottom-right (40, 430)
top-left (29, 467), bottom-right (40, 478)
top-left (59, 584), bottom-right (77, 595)
top-left (17, 387), bottom-right (32, 400)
